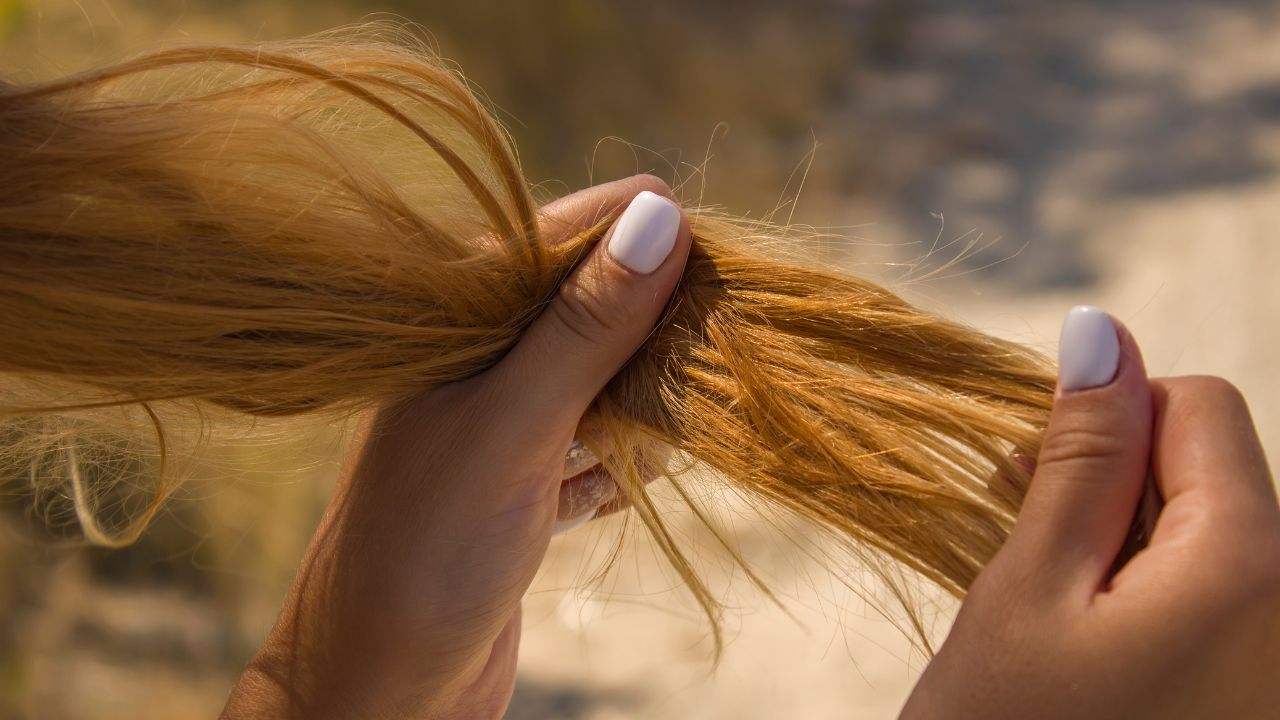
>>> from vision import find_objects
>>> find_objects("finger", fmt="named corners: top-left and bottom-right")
top-left (553, 437), bottom-right (612, 529)
top-left (555, 425), bottom-right (667, 531)
top-left (538, 174), bottom-right (676, 248)
top-left (590, 485), bottom-right (651, 520)
top-left (491, 180), bottom-right (692, 433)
top-left (1149, 375), bottom-right (1276, 513)
top-left (561, 440), bottom-right (675, 525)
top-left (554, 468), bottom-right (617, 533)
top-left (1004, 306), bottom-right (1154, 592)
top-left (561, 437), bottom-right (604, 478)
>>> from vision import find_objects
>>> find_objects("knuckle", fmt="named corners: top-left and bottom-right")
top-left (1183, 375), bottom-right (1247, 407)
top-left (1164, 375), bottom-right (1253, 432)
top-left (1038, 424), bottom-right (1129, 468)
top-left (1172, 371), bottom-right (1244, 412)
top-left (548, 271), bottom-right (634, 346)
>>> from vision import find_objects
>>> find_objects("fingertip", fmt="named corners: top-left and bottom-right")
top-left (1056, 307), bottom-right (1148, 398)
top-left (1058, 306), bottom-right (1120, 392)
top-left (1111, 318), bottom-right (1149, 386)
top-left (605, 191), bottom-right (682, 275)
top-left (491, 182), bottom-right (692, 425)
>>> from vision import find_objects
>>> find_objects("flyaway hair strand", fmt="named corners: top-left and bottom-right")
top-left (0, 27), bottom-right (1058, 653)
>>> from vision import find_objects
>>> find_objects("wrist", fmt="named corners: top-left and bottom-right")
top-left (221, 654), bottom-right (312, 720)
top-left (223, 631), bottom-right (501, 720)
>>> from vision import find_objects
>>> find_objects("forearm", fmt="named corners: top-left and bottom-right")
top-left (221, 658), bottom-right (305, 720)
top-left (220, 549), bottom-right (509, 720)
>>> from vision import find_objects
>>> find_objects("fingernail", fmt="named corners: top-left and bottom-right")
top-left (555, 468), bottom-right (616, 534)
top-left (1058, 305), bottom-right (1120, 391)
top-left (562, 439), bottom-right (600, 480)
top-left (606, 191), bottom-right (681, 274)
top-left (553, 508), bottom-right (597, 536)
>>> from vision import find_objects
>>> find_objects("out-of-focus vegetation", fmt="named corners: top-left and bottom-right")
top-left (0, 0), bottom-right (915, 215)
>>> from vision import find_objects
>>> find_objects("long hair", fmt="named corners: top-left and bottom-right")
top-left (0, 27), bottom-right (1055, 650)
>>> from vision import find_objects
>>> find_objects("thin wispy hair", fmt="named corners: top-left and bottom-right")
top-left (0, 26), bottom-right (1055, 652)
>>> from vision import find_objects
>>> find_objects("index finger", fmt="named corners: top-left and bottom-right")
top-left (1150, 375), bottom-right (1276, 512)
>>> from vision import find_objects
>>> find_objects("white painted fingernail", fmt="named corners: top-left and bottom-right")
top-left (552, 508), bottom-right (596, 536)
top-left (606, 191), bottom-right (681, 274)
top-left (1058, 305), bottom-right (1120, 391)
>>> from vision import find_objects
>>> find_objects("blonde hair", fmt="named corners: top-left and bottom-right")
top-left (0, 28), bottom-right (1055, 650)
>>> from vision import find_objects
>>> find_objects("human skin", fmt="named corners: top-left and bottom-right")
top-left (221, 174), bottom-right (693, 719)
top-left (221, 176), bottom-right (1279, 719)
top-left (903, 321), bottom-right (1280, 718)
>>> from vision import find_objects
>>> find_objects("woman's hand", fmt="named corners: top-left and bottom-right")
top-left (221, 175), bottom-right (691, 719)
top-left (904, 307), bottom-right (1280, 719)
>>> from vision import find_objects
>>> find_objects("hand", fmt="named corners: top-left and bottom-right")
top-left (903, 307), bottom-right (1280, 719)
top-left (221, 175), bottom-right (692, 719)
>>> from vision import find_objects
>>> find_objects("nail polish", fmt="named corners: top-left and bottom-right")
top-left (1058, 305), bottom-right (1120, 391)
top-left (606, 191), bottom-right (680, 274)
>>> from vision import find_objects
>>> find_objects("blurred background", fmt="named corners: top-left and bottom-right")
top-left (1, 1), bottom-right (1278, 717)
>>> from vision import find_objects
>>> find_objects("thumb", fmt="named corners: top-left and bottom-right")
top-left (493, 187), bottom-right (691, 430)
top-left (1005, 306), bottom-right (1154, 592)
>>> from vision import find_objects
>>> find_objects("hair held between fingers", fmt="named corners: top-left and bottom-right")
top-left (0, 25), bottom-right (1056, 654)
